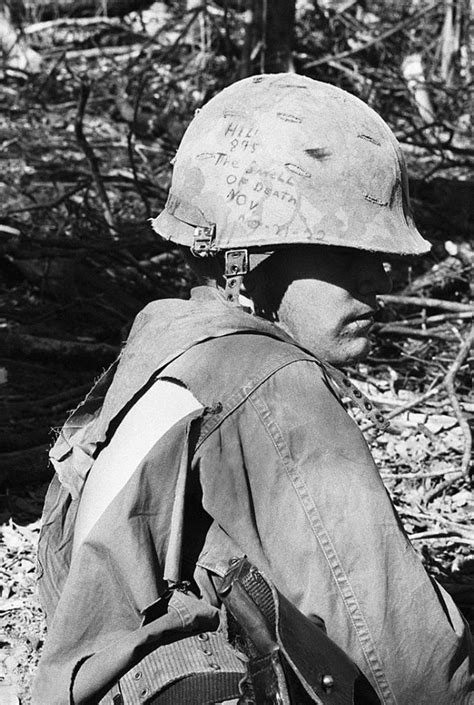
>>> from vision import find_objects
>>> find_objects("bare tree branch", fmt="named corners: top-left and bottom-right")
top-left (379, 295), bottom-right (473, 313)
top-left (75, 79), bottom-right (116, 235)
top-left (443, 324), bottom-right (474, 477)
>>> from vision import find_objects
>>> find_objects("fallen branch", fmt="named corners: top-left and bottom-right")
top-left (0, 233), bottom-right (167, 258)
top-left (400, 506), bottom-right (474, 541)
top-left (0, 329), bottom-right (118, 362)
top-left (373, 324), bottom-right (458, 341)
top-left (24, 17), bottom-right (120, 34)
top-left (443, 325), bottom-right (474, 477)
top-left (423, 477), bottom-right (457, 505)
top-left (127, 72), bottom-right (152, 217)
top-left (75, 80), bottom-right (115, 235)
top-left (381, 469), bottom-right (462, 480)
top-left (402, 140), bottom-right (474, 157)
top-left (379, 295), bottom-right (473, 313)
top-left (21, 0), bottom-right (156, 23)
top-left (0, 383), bottom-right (91, 416)
top-left (46, 44), bottom-right (143, 60)
top-left (360, 383), bottom-right (442, 432)
top-left (3, 181), bottom-right (89, 217)
top-left (409, 530), bottom-right (465, 541)
top-left (393, 312), bottom-right (473, 326)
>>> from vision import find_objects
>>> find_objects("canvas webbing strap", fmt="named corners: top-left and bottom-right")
top-left (100, 632), bottom-right (245, 705)
top-left (145, 672), bottom-right (240, 704)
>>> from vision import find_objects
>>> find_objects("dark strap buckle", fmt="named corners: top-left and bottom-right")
top-left (191, 225), bottom-right (216, 256)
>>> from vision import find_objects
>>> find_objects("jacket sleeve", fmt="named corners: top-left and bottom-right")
top-left (195, 359), bottom-right (472, 705)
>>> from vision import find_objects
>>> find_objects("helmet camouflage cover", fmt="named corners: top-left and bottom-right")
top-left (151, 73), bottom-right (430, 258)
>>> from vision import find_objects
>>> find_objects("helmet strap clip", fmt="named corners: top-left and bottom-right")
top-left (191, 225), bottom-right (216, 257)
top-left (223, 249), bottom-right (248, 306)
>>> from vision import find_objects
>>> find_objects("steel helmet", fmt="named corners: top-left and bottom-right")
top-left (151, 74), bottom-right (430, 301)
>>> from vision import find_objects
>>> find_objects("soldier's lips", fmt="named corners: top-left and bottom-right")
top-left (348, 312), bottom-right (375, 330)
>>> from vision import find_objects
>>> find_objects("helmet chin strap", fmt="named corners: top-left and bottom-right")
top-left (223, 249), bottom-right (249, 306)
top-left (190, 226), bottom-right (270, 307)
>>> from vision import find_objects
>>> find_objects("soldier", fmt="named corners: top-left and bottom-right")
top-left (34, 75), bottom-right (473, 705)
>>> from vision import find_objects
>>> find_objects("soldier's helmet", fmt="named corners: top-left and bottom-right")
top-left (151, 74), bottom-right (430, 301)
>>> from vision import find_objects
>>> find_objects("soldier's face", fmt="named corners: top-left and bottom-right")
top-left (249, 245), bottom-right (392, 367)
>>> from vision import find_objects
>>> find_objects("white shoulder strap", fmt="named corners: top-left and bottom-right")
top-left (71, 379), bottom-right (202, 559)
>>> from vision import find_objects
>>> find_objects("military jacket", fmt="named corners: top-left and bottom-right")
top-left (33, 287), bottom-right (473, 705)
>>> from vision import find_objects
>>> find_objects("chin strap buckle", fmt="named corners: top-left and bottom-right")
top-left (224, 249), bottom-right (248, 306)
top-left (191, 224), bottom-right (216, 257)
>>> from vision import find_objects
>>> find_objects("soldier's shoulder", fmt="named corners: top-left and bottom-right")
top-left (168, 331), bottom-right (323, 408)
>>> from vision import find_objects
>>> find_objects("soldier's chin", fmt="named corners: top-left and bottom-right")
top-left (325, 336), bottom-right (371, 368)
top-left (349, 336), bottom-right (372, 363)
top-left (353, 337), bottom-right (372, 362)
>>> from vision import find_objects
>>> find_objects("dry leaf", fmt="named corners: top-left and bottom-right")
top-left (0, 598), bottom-right (23, 613)
top-left (0, 683), bottom-right (20, 705)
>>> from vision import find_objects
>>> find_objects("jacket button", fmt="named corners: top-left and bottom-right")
top-left (198, 633), bottom-right (209, 641)
top-left (322, 674), bottom-right (334, 692)
top-left (210, 663), bottom-right (221, 671)
top-left (133, 671), bottom-right (142, 680)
